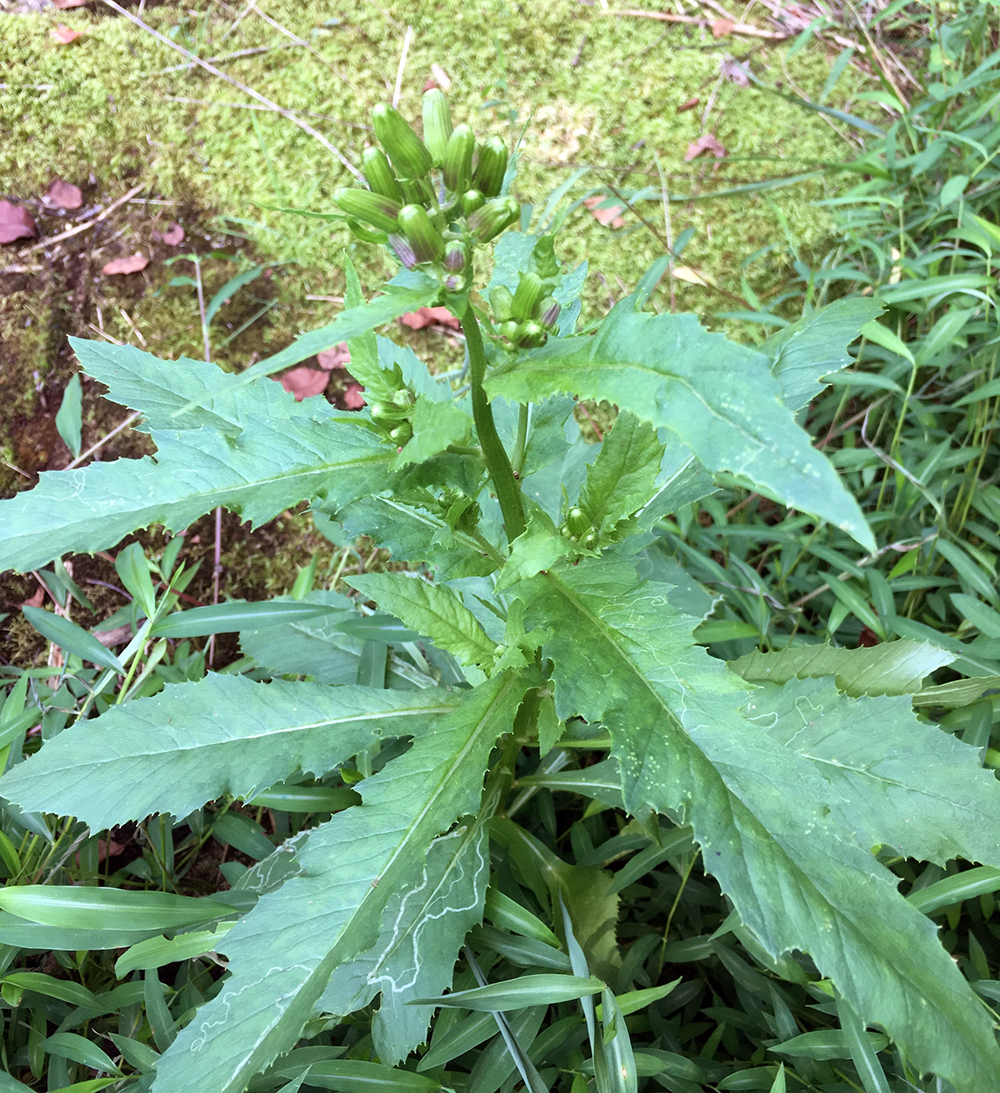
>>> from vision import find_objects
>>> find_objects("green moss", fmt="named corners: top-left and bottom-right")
top-left (2, 1), bottom-right (870, 321)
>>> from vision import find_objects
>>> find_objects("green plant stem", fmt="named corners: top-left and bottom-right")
top-left (460, 306), bottom-right (526, 543)
top-left (511, 403), bottom-right (529, 478)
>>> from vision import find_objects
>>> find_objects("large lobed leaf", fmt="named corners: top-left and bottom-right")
top-left (731, 639), bottom-right (954, 696)
top-left (487, 299), bottom-right (875, 551)
top-left (0, 348), bottom-right (395, 572)
top-left (522, 559), bottom-right (1000, 1090)
top-left (0, 675), bottom-right (459, 827)
top-left (764, 297), bottom-right (884, 412)
top-left (148, 672), bottom-right (526, 1093)
top-left (348, 573), bottom-right (497, 669)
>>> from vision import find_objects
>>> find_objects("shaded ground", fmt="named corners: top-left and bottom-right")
top-left (0, 0), bottom-right (880, 661)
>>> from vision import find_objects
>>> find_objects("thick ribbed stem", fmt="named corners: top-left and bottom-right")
top-left (460, 307), bottom-right (526, 543)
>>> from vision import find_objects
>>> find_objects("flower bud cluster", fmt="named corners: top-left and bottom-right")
top-left (368, 385), bottom-right (416, 448)
top-left (560, 505), bottom-right (597, 548)
top-left (490, 272), bottom-right (561, 351)
top-left (333, 92), bottom-right (518, 295)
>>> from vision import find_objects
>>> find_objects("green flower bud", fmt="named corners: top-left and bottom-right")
top-left (372, 103), bottom-right (433, 179)
top-left (390, 422), bottom-right (413, 446)
top-left (518, 320), bottom-right (547, 348)
top-left (498, 319), bottom-right (520, 343)
top-left (490, 285), bottom-right (515, 322)
top-left (398, 204), bottom-right (445, 264)
top-left (443, 124), bottom-right (476, 194)
top-left (460, 189), bottom-right (485, 217)
top-left (391, 388), bottom-right (416, 408)
top-left (421, 88), bottom-right (453, 166)
top-left (400, 176), bottom-right (436, 207)
top-left (511, 273), bottom-right (547, 321)
top-left (473, 136), bottom-right (508, 198)
top-left (565, 507), bottom-right (591, 539)
top-left (538, 297), bottom-right (561, 329)
top-left (467, 197), bottom-right (520, 243)
top-left (361, 147), bottom-right (403, 203)
top-left (333, 188), bottom-right (402, 234)
top-left (443, 240), bottom-right (470, 274)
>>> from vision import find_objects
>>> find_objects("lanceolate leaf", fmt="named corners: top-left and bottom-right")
top-left (523, 562), bottom-right (1000, 1089)
top-left (349, 573), bottom-right (497, 668)
top-left (746, 678), bottom-right (1000, 866)
top-left (68, 338), bottom-right (310, 436)
top-left (0, 676), bottom-right (459, 827)
top-left (763, 298), bottom-right (884, 412)
top-left (0, 411), bottom-right (394, 574)
top-left (730, 640), bottom-right (954, 696)
top-left (335, 496), bottom-right (498, 580)
top-left (578, 412), bottom-right (663, 534)
top-left (317, 818), bottom-right (491, 1065)
top-left (148, 673), bottom-right (526, 1093)
top-left (175, 276), bottom-right (442, 416)
top-left (486, 299), bottom-right (875, 551)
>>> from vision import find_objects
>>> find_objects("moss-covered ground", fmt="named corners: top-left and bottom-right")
top-left (0, 0), bottom-right (875, 655)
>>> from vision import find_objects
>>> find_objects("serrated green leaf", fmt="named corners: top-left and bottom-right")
top-left (730, 640), bottom-right (954, 696)
top-left (411, 973), bottom-right (604, 1010)
top-left (335, 496), bottom-right (497, 581)
top-left (524, 564), bottom-right (1000, 1089)
top-left (393, 398), bottom-right (471, 469)
top-left (21, 606), bottom-right (125, 674)
top-left (147, 673), bottom-right (526, 1093)
top-left (174, 277), bottom-right (441, 417)
top-left (317, 819), bottom-right (492, 1064)
top-left (69, 337), bottom-right (302, 436)
top-left (486, 299), bottom-right (874, 550)
top-left (0, 675), bottom-right (458, 827)
top-left (764, 298), bottom-right (884, 412)
top-left (745, 677), bottom-right (1000, 866)
top-left (0, 406), bottom-right (394, 576)
top-left (578, 412), bottom-right (663, 534)
top-left (496, 512), bottom-right (576, 592)
top-left (349, 573), bottom-right (496, 668)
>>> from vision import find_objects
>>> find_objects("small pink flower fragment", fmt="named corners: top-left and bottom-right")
top-left (102, 253), bottom-right (149, 275)
top-left (51, 24), bottom-right (85, 44)
top-left (342, 382), bottom-right (365, 409)
top-left (685, 134), bottom-right (727, 163)
top-left (162, 223), bottom-right (185, 246)
top-left (583, 196), bottom-right (626, 229)
top-left (400, 306), bottom-right (461, 331)
top-left (44, 180), bottom-right (84, 210)
top-left (54, 0), bottom-right (89, 7)
top-left (0, 201), bottom-right (38, 244)
top-left (277, 342), bottom-right (351, 401)
top-left (317, 343), bottom-right (351, 370)
top-left (712, 17), bottom-right (735, 37)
